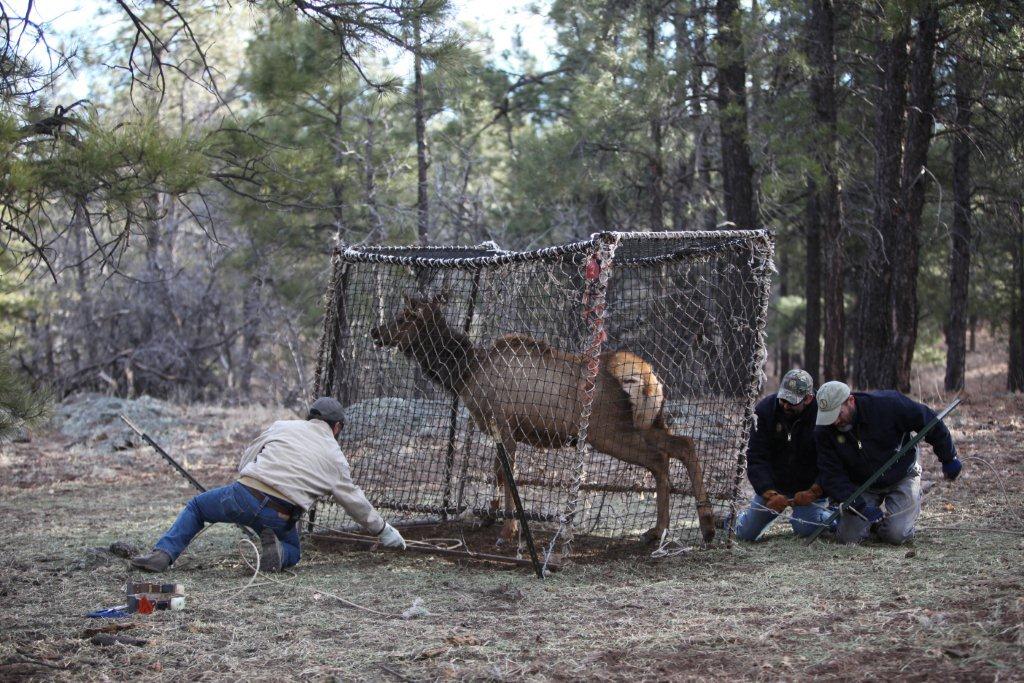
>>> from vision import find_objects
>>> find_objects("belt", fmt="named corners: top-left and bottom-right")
top-left (239, 483), bottom-right (299, 517)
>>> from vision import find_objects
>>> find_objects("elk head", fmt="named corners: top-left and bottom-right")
top-left (369, 292), bottom-right (449, 354)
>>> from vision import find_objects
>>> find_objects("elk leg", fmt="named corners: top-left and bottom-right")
top-left (487, 418), bottom-right (520, 546)
top-left (665, 433), bottom-right (715, 543)
top-left (589, 429), bottom-right (672, 545)
top-left (487, 446), bottom-right (504, 528)
top-left (641, 460), bottom-right (672, 545)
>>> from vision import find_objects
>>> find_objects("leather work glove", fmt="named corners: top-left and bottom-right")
top-left (377, 523), bottom-right (407, 549)
top-left (942, 457), bottom-right (963, 481)
top-left (762, 490), bottom-right (791, 513)
top-left (792, 483), bottom-right (825, 507)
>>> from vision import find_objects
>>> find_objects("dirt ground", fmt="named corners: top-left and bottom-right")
top-left (1, 390), bottom-right (1022, 682)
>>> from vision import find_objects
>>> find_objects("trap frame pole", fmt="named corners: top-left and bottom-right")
top-left (804, 397), bottom-right (962, 545)
top-left (441, 268), bottom-right (482, 519)
top-left (120, 414), bottom-right (208, 493)
top-left (494, 440), bottom-right (545, 579)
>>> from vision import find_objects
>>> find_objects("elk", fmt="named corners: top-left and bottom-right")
top-left (369, 293), bottom-right (715, 545)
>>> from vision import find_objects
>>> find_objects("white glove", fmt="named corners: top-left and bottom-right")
top-left (377, 523), bottom-right (406, 549)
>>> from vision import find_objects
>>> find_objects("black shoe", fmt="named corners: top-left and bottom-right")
top-left (259, 529), bottom-right (282, 573)
top-left (130, 549), bottom-right (172, 573)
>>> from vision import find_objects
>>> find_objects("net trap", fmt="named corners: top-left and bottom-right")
top-left (309, 230), bottom-right (774, 573)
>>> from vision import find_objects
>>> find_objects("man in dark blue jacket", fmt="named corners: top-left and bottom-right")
top-left (734, 369), bottom-right (833, 541)
top-left (814, 381), bottom-right (963, 545)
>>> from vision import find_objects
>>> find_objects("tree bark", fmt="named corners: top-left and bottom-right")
top-left (853, 16), bottom-right (909, 389)
top-left (807, 0), bottom-right (844, 381)
top-left (944, 57), bottom-right (972, 392)
top-left (363, 114), bottom-right (384, 241)
top-left (588, 190), bottom-right (611, 233)
top-left (893, 3), bottom-right (939, 392)
top-left (413, 13), bottom-right (430, 245)
top-left (804, 175), bottom-right (821, 384)
top-left (671, 5), bottom-right (695, 231)
top-left (714, 0), bottom-right (758, 230)
top-left (779, 247), bottom-right (793, 372)
top-left (1010, 202), bottom-right (1024, 392)
top-left (331, 97), bottom-right (346, 243)
top-left (646, 0), bottom-right (665, 231)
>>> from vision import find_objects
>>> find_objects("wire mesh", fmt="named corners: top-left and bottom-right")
top-left (311, 231), bottom-right (774, 561)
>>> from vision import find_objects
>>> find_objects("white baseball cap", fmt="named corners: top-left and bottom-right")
top-left (815, 381), bottom-right (851, 426)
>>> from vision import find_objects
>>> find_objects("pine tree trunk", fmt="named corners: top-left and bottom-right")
top-left (807, 0), bottom-right (845, 381)
top-left (854, 17), bottom-right (909, 389)
top-left (646, 0), bottom-right (664, 231)
top-left (331, 98), bottom-right (346, 243)
top-left (944, 58), bottom-right (972, 392)
top-left (714, 0), bottom-right (758, 230)
top-left (780, 247), bottom-right (793, 371)
top-left (364, 115), bottom-right (384, 241)
top-left (1009, 203), bottom-right (1024, 392)
top-left (893, 3), bottom-right (939, 392)
top-left (804, 176), bottom-right (821, 384)
top-left (689, 0), bottom-right (717, 230)
top-left (413, 14), bottom-right (430, 245)
top-left (671, 6), bottom-right (695, 231)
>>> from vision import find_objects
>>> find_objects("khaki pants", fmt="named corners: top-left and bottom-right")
top-left (837, 460), bottom-right (921, 545)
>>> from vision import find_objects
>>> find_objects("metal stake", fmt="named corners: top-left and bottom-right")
top-left (494, 440), bottom-right (545, 578)
top-left (120, 413), bottom-right (257, 542)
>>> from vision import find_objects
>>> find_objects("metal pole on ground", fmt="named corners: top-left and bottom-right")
top-left (119, 413), bottom-right (258, 542)
top-left (494, 441), bottom-right (545, 579)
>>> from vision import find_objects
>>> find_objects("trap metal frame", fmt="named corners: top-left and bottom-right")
top-left (310, 230), bottom-right (774, 564)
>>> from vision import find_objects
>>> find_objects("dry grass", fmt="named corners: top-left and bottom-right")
top-left (0, 392), bottom-right (1021, 681)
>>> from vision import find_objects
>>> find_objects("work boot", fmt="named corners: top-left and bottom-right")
top-left (259, 528), bottom-right (282, 573)
top-left (130, 549), bottom-right (172, 573)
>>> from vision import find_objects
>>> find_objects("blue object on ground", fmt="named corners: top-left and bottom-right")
top-left (86, 606), bottom-right (131, 618)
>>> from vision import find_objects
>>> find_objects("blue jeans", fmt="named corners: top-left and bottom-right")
top-left (837, 463), bottom-right (921, 545)
top-left (154, 482), bottom-right (301, 568)
top-left (734, 494), bottom-right (834, 541)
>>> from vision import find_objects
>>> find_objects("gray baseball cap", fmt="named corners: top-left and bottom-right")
top-left (308, 396), bottom-right (345, 424)
top-left (778, 369), bottom-right (814, 405)
top-left (815, 381), bottom-right (851, 426)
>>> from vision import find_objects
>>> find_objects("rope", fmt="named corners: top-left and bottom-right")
top-left (193, 529), bottom-right (436, 620)
top-left (650, 528), bottom-right (694, 559)
top-left (339, 230), bottom-right (772, 270)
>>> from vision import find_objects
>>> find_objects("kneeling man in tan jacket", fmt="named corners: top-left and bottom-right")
top-left (131, 397), bottom-right (404, 572)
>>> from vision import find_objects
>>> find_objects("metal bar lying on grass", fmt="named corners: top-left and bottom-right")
top-left (804, 397), bottom-right (962, 546)
top-left (119, 413), bottom-right (258, 542)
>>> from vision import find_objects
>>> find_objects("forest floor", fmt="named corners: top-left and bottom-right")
top-left (1, 387), bottom-right (1022, 681)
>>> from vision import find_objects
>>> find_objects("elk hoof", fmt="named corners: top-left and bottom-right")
top-left (699, 513), bottom-right (717, 544)
top-left (640, 527), bottom-right (665, 545)
top-left (496, 522), bottom-right (519, 547)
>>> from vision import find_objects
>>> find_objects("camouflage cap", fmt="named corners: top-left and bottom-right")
top-left (777, 369), bottom-right (814, 405)
top-left (815, 381), bottom-right (851, 426)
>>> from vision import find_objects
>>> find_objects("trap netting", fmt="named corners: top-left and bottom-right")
top-left (311, 231), bottom-right (773, 559)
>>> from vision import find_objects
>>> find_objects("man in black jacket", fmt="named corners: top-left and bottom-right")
top-left (734, 369), bottom-right (833, 541)
top-left (814, 381), bottom-right (963, 545)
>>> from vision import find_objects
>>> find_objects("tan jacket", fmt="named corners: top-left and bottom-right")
top-left (237, 419), bottom-right (384, 534)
